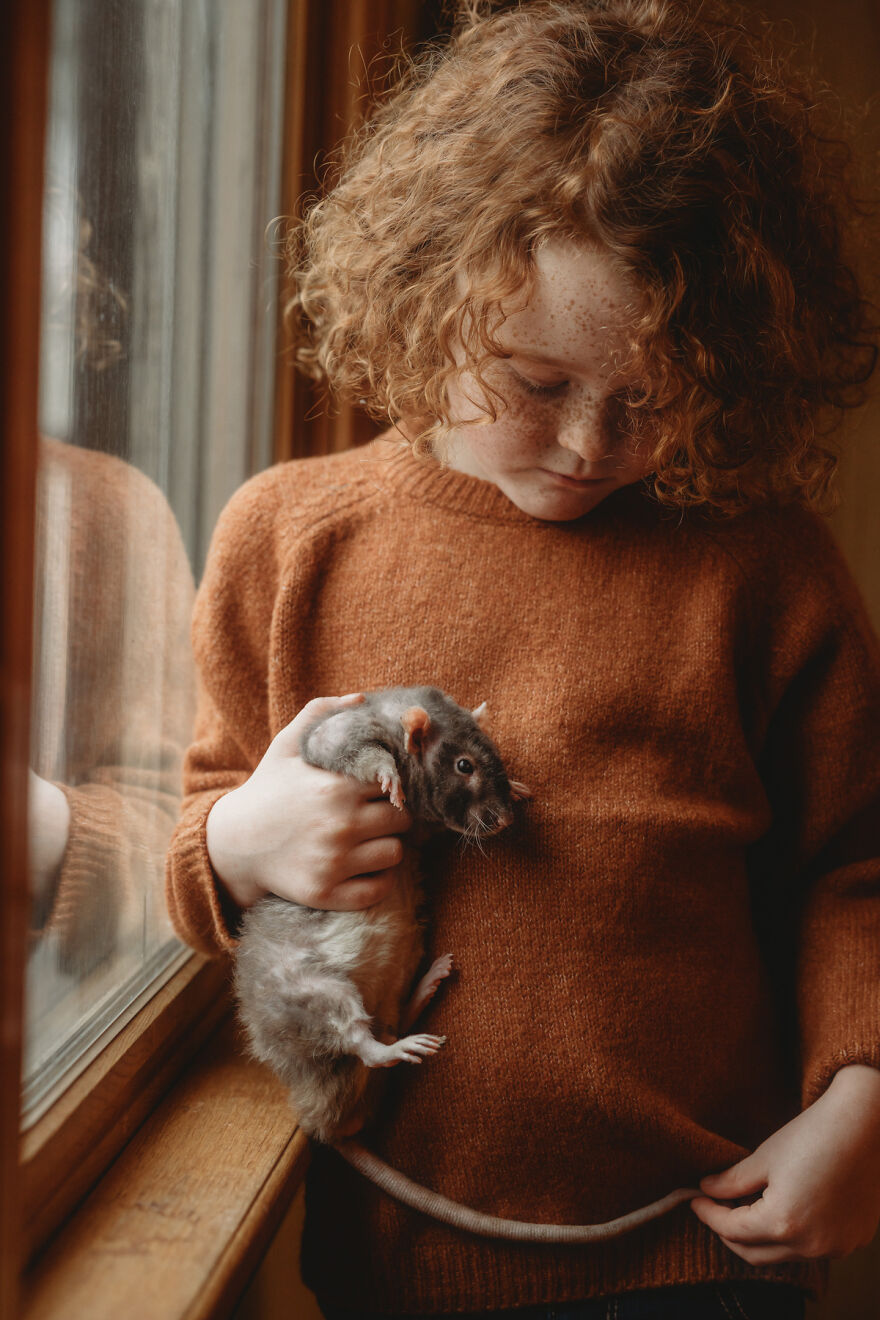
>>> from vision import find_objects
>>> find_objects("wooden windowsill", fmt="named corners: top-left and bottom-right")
top-left (21, 954), bottom-right (233, 1261)
top-left (21, 1017), bottom-right (310, 1320)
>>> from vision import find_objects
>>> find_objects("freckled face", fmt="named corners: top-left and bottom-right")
top-left (441, 243), bottom-right (655, 521)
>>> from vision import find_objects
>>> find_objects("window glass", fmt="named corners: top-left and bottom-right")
top-left (23, 0), bottom-right (287, 1123)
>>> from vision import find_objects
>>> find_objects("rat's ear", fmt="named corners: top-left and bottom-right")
top-left (471, 701), bottom-right (488, 728)
top-left (401, 706), bottom-right (432, 757)
top-left (509, 780), bottom-right (532, 801)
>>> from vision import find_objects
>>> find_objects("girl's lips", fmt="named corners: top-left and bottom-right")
top-left (540, 469), bottom-right (611, 487)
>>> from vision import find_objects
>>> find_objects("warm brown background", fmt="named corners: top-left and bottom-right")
top-left (256, 0), bottom-right (880, 1315)
top-left (278, 0), bottom-right (880, 628)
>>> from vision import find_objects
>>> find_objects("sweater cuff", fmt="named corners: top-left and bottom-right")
top-left (165, 789), bottom-right (243, 957)
top-left (797, 848), bottom-right (880, 1108)
top-left (40, 783), bottom-right (126, 973)
top-left (802, 1043), bottom-right (880, 1109)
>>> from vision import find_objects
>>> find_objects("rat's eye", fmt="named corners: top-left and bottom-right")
top-left (456, 758), bottom-right (474, 775)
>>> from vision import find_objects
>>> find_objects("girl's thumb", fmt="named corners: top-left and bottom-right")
top-left (700, 1154), bottom-right (765, 1199)
top-left (272, 693), bottom-right (364, 756)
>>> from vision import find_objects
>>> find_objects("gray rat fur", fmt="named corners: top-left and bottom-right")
top-left (234, 686), bottom-right (698, 1241)
top-left (234, 687), bottom-right (526, 1141)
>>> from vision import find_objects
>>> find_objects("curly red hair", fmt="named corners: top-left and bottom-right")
top-left (285, 0), bottom-right (877, 516)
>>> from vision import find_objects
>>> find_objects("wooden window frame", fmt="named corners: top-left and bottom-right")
top-left (4, 0), bottom-right (287, 1276)
top-left (19, 956), bottom-right (230, 1264)
top-left (0, 0), bottom-right (282, 1296)
top-left (2, 3), bottom-right (428, 1315)
top-left (1, 2), bottom-right (52, 1312)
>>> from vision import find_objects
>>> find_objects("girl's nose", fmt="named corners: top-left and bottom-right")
top-left (556, 394), bottom-right (617, 464)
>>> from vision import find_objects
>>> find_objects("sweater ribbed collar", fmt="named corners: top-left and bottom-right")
top-left (359, 435), bottom-right (654, 528)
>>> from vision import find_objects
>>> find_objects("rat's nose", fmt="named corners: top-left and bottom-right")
top-left (491, 807), bottom-right (514, 832)
top-left (468, 806), bottom-right (513, 833)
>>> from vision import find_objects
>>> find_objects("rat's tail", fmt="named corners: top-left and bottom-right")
top-left (331, 1139), bottom-right (698, 1243)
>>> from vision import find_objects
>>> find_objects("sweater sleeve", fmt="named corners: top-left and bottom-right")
top-left (165, 469), bottom-right (285, 957)
top-left (746, 510), bottom-right (880, 1107)
top-left (30, 444), bottom-right (197, 976)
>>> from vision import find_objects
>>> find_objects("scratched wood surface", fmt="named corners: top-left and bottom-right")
top-left (22, 1018), bottom-right (310, 1320)
top-left (21, 956), bottom-right (231, 1263)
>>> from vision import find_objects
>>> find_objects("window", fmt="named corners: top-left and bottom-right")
top-left (23, 0), bottom-right (287, 1122)
top-left (3, 0), bottom-right (436, 1309)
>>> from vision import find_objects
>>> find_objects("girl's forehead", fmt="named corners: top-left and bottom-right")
top-left (498, 242), bottom-right (644, 370)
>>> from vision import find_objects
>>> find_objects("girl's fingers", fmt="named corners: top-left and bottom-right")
top-left (321, 869), bottom-right (398, 911)
top-left (700, 1154), bottom-right (766, 1200)
top-left (690, 1195), bottom-right (780, 1244)
top-left (354, 797), bottom-right (414, 837)
top-left (272, 693), bottom-right (365, 756)
top-left (345, 836), bottom-right (405, 876)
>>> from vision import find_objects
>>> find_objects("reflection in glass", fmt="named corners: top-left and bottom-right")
top-left (23, 0), bottom-right (286, 1119)
top-left (26, 436), bottom-right (195, 1110)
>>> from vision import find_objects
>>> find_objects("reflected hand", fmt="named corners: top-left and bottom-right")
top-left (27, 768), bottom-right (71, 907)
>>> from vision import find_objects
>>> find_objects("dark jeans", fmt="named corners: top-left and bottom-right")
top-left (320, 1281), bottom-right (806, 1320)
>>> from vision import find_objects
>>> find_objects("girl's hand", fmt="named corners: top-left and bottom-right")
top-left (206, 694), bottom-right (414, 912)
top-left (691, 1064), bottom-right (880, 1263)
top-left (28, 768), bottom-right (71, 899)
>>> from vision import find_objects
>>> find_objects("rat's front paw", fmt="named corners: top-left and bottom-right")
top-left (378, 769), bottom-right (405, 810)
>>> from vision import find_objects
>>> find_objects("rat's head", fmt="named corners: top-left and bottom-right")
top-left (398, 691), bottom-right (530, 840)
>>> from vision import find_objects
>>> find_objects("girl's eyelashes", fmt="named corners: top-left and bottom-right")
top-left (507, 366), bottom-right (569, 397)
top-left (506, 364), bottom-right (653, 407)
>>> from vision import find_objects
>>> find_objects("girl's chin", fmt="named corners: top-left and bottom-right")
top-left (503, 476), bottom-right (619, 520)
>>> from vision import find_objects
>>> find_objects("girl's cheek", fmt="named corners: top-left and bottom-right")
top-left (510, 402), bottom-right (558, 453)
top-left (487, 414), bottom-right (544, 462)
top-left (497, 393), bottom-right (548, 432)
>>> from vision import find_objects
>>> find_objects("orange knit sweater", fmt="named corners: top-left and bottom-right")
top-left (32, 436), bottom-right (195, 974)
top-left (166, 437), bottom-right (880, 1313)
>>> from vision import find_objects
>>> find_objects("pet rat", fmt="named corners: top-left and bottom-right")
top-left (234, 686), bottom-right (698, 1242)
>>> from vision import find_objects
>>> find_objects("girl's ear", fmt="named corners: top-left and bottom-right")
top-left (471, 700), bottom-right (488, 728)
top-left (401, 706), bottom-right (432, 757)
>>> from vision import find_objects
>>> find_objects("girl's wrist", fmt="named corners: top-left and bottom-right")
top-left (826, 1063), bottom-right (880, 1108)
top-left (205, 789), bottom-right (267, 909)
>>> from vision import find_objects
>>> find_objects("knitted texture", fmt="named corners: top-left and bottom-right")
top-left (32, 437), bottom-right (195, 974)
top-left (166, 437), bottom-right (880, 1313)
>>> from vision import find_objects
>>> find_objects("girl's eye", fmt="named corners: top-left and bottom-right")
top-left (510, 368), bottom-right (568, 397)
top-left (456, 758), bottom-right (474, 775)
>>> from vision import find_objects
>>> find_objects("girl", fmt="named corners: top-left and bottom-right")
top-left (166, 2), bottom-right (880, 1316)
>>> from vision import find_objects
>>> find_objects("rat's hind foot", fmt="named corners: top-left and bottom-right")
top-left (402, 954), bottom-right (455, 1030)
top-left (424, 952), bottom-right (454, 988)
top-left (380, 1033), bottom-right (447, 1066)
top-left (351, 1024), bottom-right (446, 1069)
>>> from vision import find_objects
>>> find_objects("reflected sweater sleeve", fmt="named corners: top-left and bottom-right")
top-left (34, 445), bottom-right (197, 975)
